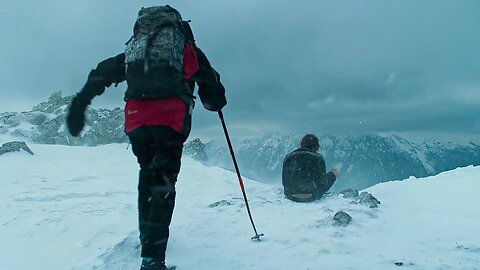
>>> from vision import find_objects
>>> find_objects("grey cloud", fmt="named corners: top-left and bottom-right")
top-left (1, 0), bottom-right (479, 138)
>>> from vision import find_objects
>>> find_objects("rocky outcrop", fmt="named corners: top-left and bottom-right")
top-left (333, 211), bottom-right (352, 226)
top-left (0, 91), bottom-right (127, 146)
top-left (0, 141), bottom-right (34, 156)
top-left (184, 138), bottom-right (208, 162)
top-left (353, 192), bottom-right (381, 208)
top-left (339, 188), bottom-right (359, 199)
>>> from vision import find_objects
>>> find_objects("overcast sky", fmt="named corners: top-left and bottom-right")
top-left (1, 0), bottom-right (479, 139)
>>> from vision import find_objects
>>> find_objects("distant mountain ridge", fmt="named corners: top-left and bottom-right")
top-left (2, 92), bottom-right (479, 191)
top-left (201, 132), bottom-right (480, 191)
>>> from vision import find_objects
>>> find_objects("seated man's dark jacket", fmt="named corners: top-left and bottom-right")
top-left (282, 147), bottom-right (336, 202)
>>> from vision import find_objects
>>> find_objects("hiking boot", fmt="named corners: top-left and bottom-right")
top-left (140, 258), bottom-right (167, 270)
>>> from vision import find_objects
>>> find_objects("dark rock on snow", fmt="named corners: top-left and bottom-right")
top-left (333, 211), bottom-right (352, 226)
top-left (339, 188), bottom-right (359, 199)
top-left (354, 191), bottom-right (381, 208)
top-left (0, 141), bottom-right (34, 156)
top-left (208, 200), bottom-right (233, 208)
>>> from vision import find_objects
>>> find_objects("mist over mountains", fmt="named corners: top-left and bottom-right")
top-left (201, 133), bottom-right (480, 191)
top-left (2, 92), bottom-right (479, 190)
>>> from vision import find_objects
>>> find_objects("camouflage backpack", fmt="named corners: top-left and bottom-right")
top-left (124, 5), bottom-right (197, 100)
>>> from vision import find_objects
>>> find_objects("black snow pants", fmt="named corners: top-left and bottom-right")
top-left (285, 176), bottom-right (337, 203)
top-left (127, 126), bottom-right (185, 261)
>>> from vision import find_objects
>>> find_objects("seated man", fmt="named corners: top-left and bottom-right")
top-left (282, 134), bottom-right (339, 202)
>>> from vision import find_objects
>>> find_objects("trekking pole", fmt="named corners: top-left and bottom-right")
top-left (218, 110), bottom-right (264, 241)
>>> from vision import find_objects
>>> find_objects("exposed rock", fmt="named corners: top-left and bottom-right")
top-left (354, 191), bottom-right (381, 208)
top-left (339, 188), bottom-right (359, 199)
top-left (27, 112), bottom-right (47, 125)
top-left (0, 112), bottom-right (21, 127)
top-left (11, 128), bottom-right (34, 139)
top-left (0, 141), bottom-right (34, 156)
top-left (32, 91), bottom-right (70, 113)
top-left (333, 210), bottom-right (352, 226)
top-left (208, 200), bottom-right (233, 208)
top-left (184, 138), bottom-right (208, 162)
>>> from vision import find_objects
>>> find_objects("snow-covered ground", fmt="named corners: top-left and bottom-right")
top-left (1, 144), bottom-right (479, 270)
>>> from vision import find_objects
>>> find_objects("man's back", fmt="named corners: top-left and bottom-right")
top-left (282, 147), bottom-right (327, 196)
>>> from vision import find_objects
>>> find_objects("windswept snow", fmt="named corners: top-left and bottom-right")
top-left (0, 144), bottom-right (479, 270)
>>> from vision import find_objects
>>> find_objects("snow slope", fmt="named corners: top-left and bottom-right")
top-left (1, 144), bottom-right (479, 270)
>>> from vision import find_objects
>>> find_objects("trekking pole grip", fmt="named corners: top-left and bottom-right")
top-left (218, 110), bottom-right (224, 121)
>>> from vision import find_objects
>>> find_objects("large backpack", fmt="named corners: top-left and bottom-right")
top-left (124, 6), bottom-right (198, 101)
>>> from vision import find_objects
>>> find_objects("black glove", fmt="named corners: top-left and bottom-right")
top-left (66, 94), bottom-right (89, 137)
top-left (197, 67), bottom-right (227, 111)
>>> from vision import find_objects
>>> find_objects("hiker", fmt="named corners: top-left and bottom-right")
top-left (66, 6), bottom-right (226, 270)
top-left (282, 134), bottom-right (339, 202)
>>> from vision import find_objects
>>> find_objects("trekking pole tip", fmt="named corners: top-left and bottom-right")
top-left (251, 233), bottom-right (264, 241)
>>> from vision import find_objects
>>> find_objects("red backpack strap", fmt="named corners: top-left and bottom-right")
top-left (183, 42), bottom-right (200, 80)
